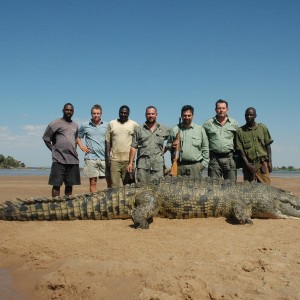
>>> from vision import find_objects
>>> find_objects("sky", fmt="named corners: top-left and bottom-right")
top-left (0, 0), bottom-right (299, 168)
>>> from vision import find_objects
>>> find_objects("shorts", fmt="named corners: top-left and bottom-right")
top-left (49, 162), bottom-right (81, 186)
top-left (83, 159), bottom-right (108, 178)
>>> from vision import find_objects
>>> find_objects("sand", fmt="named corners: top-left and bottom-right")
top-left (0, 176), bottom-right (299, 300)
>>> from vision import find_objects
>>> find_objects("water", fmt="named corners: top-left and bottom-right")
top-left (0, 168), bottom-right (299, 178)
top-left (270, 170), bottom-right (300, 178)
top-left (0, 269), bottom-right (22, 299)
top-left (0, 168), bottom-right (51, 176)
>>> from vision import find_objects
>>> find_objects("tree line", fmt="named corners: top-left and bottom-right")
top-left (273, 166), bottom-right (300, 171)
top-left (0, 154), bottom-right (26, 168)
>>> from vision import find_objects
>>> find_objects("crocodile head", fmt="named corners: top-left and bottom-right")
top-left (275, 189), bottom-right (300, 219)
top-left (251, 185), bottom-right (300, 220)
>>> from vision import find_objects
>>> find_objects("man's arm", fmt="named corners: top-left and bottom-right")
top-left (201, 128), bottom-right (210, 168)
top-left (266, 144), bottom-right (272, 173)
top-left (127, 147), bottom-right (137, 173)
top-left (43, 140), bottom-right (52, 152)
top-left (238, 149), bottom-right (257, 174)
top-left (236, 129), bottom-right (256, 174)
top-left (105, 140), bottom-right (111, 169)
top-left (105, 123), bottom-right (112, 169)
top-left (77, 137), bottom-right (90, 153)
top-left (42, 125), bottom-right (53, 152)
top-left (165, 126), bottom-right (177, 153)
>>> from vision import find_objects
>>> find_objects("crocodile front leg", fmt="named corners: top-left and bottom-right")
top-left (132, 191), bottom-right (158, 229)
top-left (232, 201), bottom-right (253, 224)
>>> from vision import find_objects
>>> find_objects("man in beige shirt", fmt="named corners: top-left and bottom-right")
top-left (105, 105), bottom-right (138, 187)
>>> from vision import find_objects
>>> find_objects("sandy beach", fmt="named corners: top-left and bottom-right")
top-left (0, 176), bottom-right (300, 300)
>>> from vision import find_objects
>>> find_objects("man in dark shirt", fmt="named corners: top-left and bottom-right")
top-left (42, 103), bottom-right (81, 196)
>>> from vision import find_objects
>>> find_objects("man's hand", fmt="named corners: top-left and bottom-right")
top-left (81, 146), bottom-right (91, 153)
top-left (247, 163), bottom-right (257, 174)
top-left (127, 163), bottom-right (134, 173)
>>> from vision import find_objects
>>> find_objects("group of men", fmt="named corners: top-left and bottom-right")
top-left (42, 100), bottom-right (273, 197)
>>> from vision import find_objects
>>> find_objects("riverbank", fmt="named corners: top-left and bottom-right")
top-left (0, 176), bottom-right (300, 299)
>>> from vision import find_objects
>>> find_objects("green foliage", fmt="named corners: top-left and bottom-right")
top-left (0, 154), bottom-right (25, 168)
top-left (273, 166), bottom-right (300, 171)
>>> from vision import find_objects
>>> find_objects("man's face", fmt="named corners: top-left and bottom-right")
top-left (145, 108), bottom-right (157, 123)
top-left (181, 109), bottom-right (193, 126)
top-left (63, 105), bottom-right (74, 121)
top-left (245, 109), bottom-right (256, 125)
top-left (119, 108), bottom-right (129, 123)
top-left (215, 103), bottom-right (228, 118)
top-left (91, 108), bottom-right (102, 123)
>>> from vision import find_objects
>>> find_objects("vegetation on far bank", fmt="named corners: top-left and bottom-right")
top-left (273, 166), bottom-right (300, 171)
top-left (0, 154), bottom-right (25, 168)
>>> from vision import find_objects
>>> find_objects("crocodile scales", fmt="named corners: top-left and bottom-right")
top-left (1, 176), bottom-right (300, 229)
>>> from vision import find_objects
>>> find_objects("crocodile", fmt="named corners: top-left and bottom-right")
top-left (1, 176), bottom-right (299, 229)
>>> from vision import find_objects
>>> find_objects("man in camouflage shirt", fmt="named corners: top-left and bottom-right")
top-left (127, 106), bottom-right (169, 183)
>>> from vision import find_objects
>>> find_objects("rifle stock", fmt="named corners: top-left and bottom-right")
top-left (169, 118), bottom-right (181, 176)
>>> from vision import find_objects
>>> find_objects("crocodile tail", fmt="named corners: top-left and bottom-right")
top-left (0, 194), bottom-right (84, 221)
top-left (0, 186), bottom-right (136, 221)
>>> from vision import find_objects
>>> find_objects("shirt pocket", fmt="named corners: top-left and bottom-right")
top-left (139, 136), bottom-right (148, 148)
top-left (243, 138), bottom-right (252, 149)
top-left (258, 135), bottom-right (265, 145)
top-left (224, 129), bottom-right (235, 140)
top-left (192, 137), bottom-right (201, 148)
top-left (156, 133), bottom-right (166, 146)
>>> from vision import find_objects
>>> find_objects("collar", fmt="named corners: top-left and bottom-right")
top-left (143, 122), bottom-right (159, 130)
top-left (117, 118), bottom-right (129, 124)
top-left (89, 119), bottom-right (103, 127)
top-left (244, 122), bottom-right (258, 131)
top-left (180, 122), bottom-right (194, 129)
top-left (213, 115), bottom-right (231, 125)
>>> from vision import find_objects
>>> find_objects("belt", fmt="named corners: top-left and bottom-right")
top-left (210, 151), bottom-right (233, 158)
top-left (178, 159), bottom-right (203, 165)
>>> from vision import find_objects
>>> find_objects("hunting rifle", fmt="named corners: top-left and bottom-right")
top-left (169, 117), bottom-right (181, 176)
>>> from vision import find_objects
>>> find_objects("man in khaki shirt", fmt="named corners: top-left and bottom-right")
top-left (105, 105), bottom-right (138, 187)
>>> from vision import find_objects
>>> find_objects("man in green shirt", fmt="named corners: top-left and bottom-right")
top-left (166, 105), bottom-right (209, 179)
top-left (203, 99), bottom-right (239, 181)
top-left (127, 106), bottom-right (169, 183)
top-left (236, 107), bottom-right (273, 184)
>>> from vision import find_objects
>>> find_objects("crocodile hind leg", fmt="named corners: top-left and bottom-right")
top-left (132, 191), bottom-right (158, 229)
